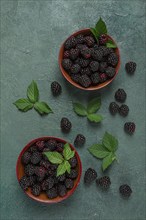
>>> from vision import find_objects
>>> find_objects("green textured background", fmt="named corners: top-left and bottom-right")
top-left (1, 0), bottom-right (146, 220)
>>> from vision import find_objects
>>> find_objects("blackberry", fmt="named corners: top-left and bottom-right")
top-left (19, 176), bottom-right (29, 191)
top-left (24, 164), bottom-right (35, 176)
top-left (119, 184), bottom-right (132, 197)
top-left (63, 50), bottom-right (70, 59)
top-left (58, 184), bottom-right (67, 197)
top-left (71, 74), bottom-right (81, 83)
top-left (51, 81), bottom-right (62, 96)
top-left (62, 59), bottom-right (72, 70)
top-left (29, 146), bottom-right (37, 153)
top-left (35, 166), bottom-right (46, 180)
top-left (65, 178), bottom-right (74, 189)
top-left (36, 140), bottom-right (45, 151)
top-left (96, 176), bottom-right (111, 189)
top-left (31, 152), bottom-right (42, 164)
top-left (76, 34), bottom-right (85, 44)
top-left (78, 58), bottom-right (90, 67)
top-left (79, 74), bottom-right (92, 88)
top-left (47, 187), bottom-right (58, 199)
top-left (46, 139), bottom-right (57, 151)
top-left (31, 184), bottom-right (41, 196)
top-left (70, 64), bottom-right (81, 74)
top-left (119, 104), bottom-right (129, 117)
top-left (45, 177), bottom-right (55, 189)
top-left (66, 169), bottom-right (78, 179)
top-left (47, 168), bottom-right (55, 177)
top-left (115, 89), bottom-right (127, 103)
top-left (81, 48), bottom-right (91, 59)
top-left (99, 34), bottom-right (108, 45)
top-left (85, 36), bottom-right (95, 47)
top-left (60, 117), bottom-right (72, 133)
top-left (41, 179), bottom-right (49, 191)
top-left (69, 156), bottom-right (77, 168)
top-left (124, 122), bottom-right (136, 134)
top-left (125, 62), bottom-right (136, 74)
top-left (57, 174), bottom-right (66, 182)
top-left (106, 66), bottom-right (116, 78)
top-left (80, 67), bottom-right (91, 76)
top-left (108, 53), bottom-right (119, 67)
top-left (40, 160), bottom-right (51, 169)
top-left (74, 134), bottom-right (86, 147)
top-left (64, 36), bottom-right (77, 50)
top-left (91, 72), bottom-right (100, 85)
top-left (91, 48), bottom-right (103, 61)
top-left (28, 176), bottom-right (36, 186)
top-left (109, 102), bottom-right (119, 115)
top-left (99, 73), bottom-right (107, 83)
top-left (21, 151), bottom-right (31, 165)
top-left (99, 62), bottom-right (108, 73)
top-left (76, 44), bottom-right (88, 51)
top-left (84, 168), bottom-right (97, 184)
top-left (50, 164), bottom-right (58, 171)
top-left (70, 48), bottom-right (79, 60)
top-left (56, 142), bottom-right (64, 153)
top-left (90, 61), bottom-right (99, 72)
top-left (100, 46), bottom-right (114, 56)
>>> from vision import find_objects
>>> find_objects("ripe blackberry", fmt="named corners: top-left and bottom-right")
top-left (51, 81), bottom-right (62, 96)
top-left (119, 184), bottom-right (132, 197)
top-left (65, 178), bottom-right (74, 189)
top-left (31, 184), bottom-right (41, 196)
top-left (106, 66), bottom-right (116, 78)
top-left (99, 34), bottom-right (108, 45)
top-left (74, 134), bottom-right (86, 147)
top-left (99, 62), bottom-right (108, 73)
top-left (58, 184), bottom-right (67, 197)
top-left (91, 72), bottom-right (100, 85)
top-left (80, 67), bottom-right (91, 76)
top-left (109, 102), bottom-right (119, 115)
top-left (31, 152), bottom-right (42, 165)
top-left (21, 151), bottom-right (31, 165)
top-left (100, 46), bottom-right (114, 57)
top-left (93, 44), bottom-right (99, 50)
top-left (60, 117), bottom-right (72, 133)
top-left (76, 44), bottom-right (88, 51)
top-left (46, 139), bottom-right (57, 151)
top-left (64, 36), bottom-right (77, 50)
top-left (70, 64), bottom-right (81, 74)
top-left (36, 140), bottom-right (45, 151)
top-left (78, 58), bottom-right (90, 67)
top-left (81, 48), bottom-right (91, 59)
top-left (56, 142), bottom-right (64, 153)
top-left (91, 48), bottom-right (103, 61)
top-left (50, 164), bottom-right (58, 171)
top-left (96, 176), bottom-right (111, 189)
top-left (90, 61), bottom-right (99, 72)
top-left (124, 122), bottom-right (136, 134)
top-left (84, 168), bottom-right (97, 184)
top-left (76, 34), bottom-right (85, 44)
top-left (63, 50), bottom-right (70, 59)
top-left (35, 166), bottom-right (46, 180)
top-left (57, 174), bottom-right (66, 182)
top-left (45, 177), bottom-right (55, 189)
top-left (99, 73), bottom-right (107, 83)
top-left (29, 146), bottom-right (37, 153)
top-left (40, 160), bottom-right (51, 169)
top-left (41, 180), bottom-right (49, 191)
top-left (28, 176), bottom-right (36, 186)
top-left (47, 187), bottom-right (58, 199)
top-left (115, 89), bottom-right (127, 103)
top-left (108, 53), bottom-right (119, 67)
top-left (69, 156), bottom-right (77, 168)
top-left (62, 59), bottom-right (72, 70)
top-left (70, 48), bottom-right (79, 60)
top-left (125, 62), bottom-right (136, 74)
top-left (24, 164), bottom-right (35, 176)
top-left (79, 74), bottom-right (92, 88)
top-left (119, 104), bottom-right (129, 117)
top-left (19, 176), bottom-right (30, 191)
top-left (71, 74), bottom-right (81, 83)
top-left (85, 36), bottom-right (95, 47)
top-left (66, 169), bottom-right (78, 179)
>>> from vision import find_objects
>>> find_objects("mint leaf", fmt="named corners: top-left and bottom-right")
top-left (102, 132), bottom-right (118, 152)
top-left (13, 99), bottom-right (33, 112)
top-left (95, 17), bottom-right (107, 35)
top-left (102, 152), bottom-right (116, 171)
top-left (64, 160), bottom-right (71, 174)
top-left (43, 152), bottom-right (63, 164)
top-left (87, 97), bottom-right (101, 114)
top-left (57, 160), bottom-right (71, 176)
top-left (87, 114), bottom-right (103, 123)
top-left (63, 143), bottom-right (75, 161)
top-left (106, 39), bottom-right (117, 48)
top-left (88, 144), bottom-right (110, 159)
top-left (73, 102), bottom-right (87, 116)
top-left (27, 80), bottom-right (39, 103)
top-left (90, 28), bottom-right (99, 41)
top-left (34, 102), bottom-right (53, 115)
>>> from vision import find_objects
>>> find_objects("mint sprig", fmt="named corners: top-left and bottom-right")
top-left (13, 80), bottom-right (53, 115)
top-left (88, 132), bottom-right (118, 171)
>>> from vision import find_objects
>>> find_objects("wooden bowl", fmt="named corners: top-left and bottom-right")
top-left (16, 137), bottom-right (82, 203)
top-left (58, 28), bottom-right (120, 90)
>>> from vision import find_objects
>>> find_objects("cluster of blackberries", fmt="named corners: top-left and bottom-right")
top-left (62, 33), bottom-right (119, 88)
top-left (19, 139), bottom-right (78, 199)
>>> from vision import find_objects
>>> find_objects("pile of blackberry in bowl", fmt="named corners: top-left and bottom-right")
top-left (59, 18), bottom-right (120, 90)
top-left (16, 137), bottom-right (82, 203)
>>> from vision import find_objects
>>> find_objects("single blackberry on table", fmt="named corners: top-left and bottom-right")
top-left (64, 36), bottom-right (77, 50)
top-left (76, 34), bottom-right (85, 44)
top-left (108, 53), bottom-right (119, 66)
top-left (57, 174), bottom-right (66, 182)
top-left (24, 164), bottom-right (35, 176)
top-left (56, 142), bottom-right (64, 153)
top-left (63, 50), bottom-right (70, 59)
top-left (62, 59), bottom-right (72, 70)
top-left (91, 72), bottom-right (100, 85)
top-left (124, 122), bottom-right (136, 134)
top-left (99, 34), bottom-right (108, 45)
top-left (79, 74), bottom-right (92, 88)
top-left (28, 176), bottom-right (36, 186)
top-left (91, 48), bottom-right (103, 61)
top-left (90, 61), bottom-right (99, 72)
top-left (109, 102), bottom-right (119, 115)
top-left (84, 168), bottom-right (97, 184)
top-left (51, 81), bottom-right (62, 96)
top-left (71, 74), bottom-right (81, 83)
top-left (70, 64), bottom-right (81, 74)
top-left (74, 134), bottom-right (86, 147)
top-left (70, 48), bottom-right (79, 60)
top-left (31, 184), bottom-right (41, 196)
top-left (36, 140), bottom-right (45, 151)
top-left (115, 89), bottom-right (127, 103)
top-left (99, 73), bottom-right (107, 83)
top-left (40, 160), bottom-right (51, 169)
top-left (58, 184), bottom-right (67, 197)
top-left (99, 62), bottom-right (108, 73)
top-left (69, 156), bottom-right (78, 168)
top-left (35, 166), bottom-right (46, 180)
top-left (78, 58), bottom-right (90, 67)
top-left (60, 117), bottom-right (72, 133)
top-left (65, 178), bottom-right (74, 189)
top-left (81, 48), bottom-right (91, 59)
top-left (31, 152), bottom-right (42, 165)
top-left (29, 146), bottom-right (37, 153)
top-left (19, 176), bottom-right (30, 191)
top-left (106, 66), bottom-right (116, 78)
top-left (119, 184), bottom-right (132, 197)
top-left (85, 36), bottom-right (95, 47)
top-left (125, 62), bottom-right (136, 74)
top-left (46, 139), bottom-right (57, 151)
top-left (66, 169), bottom-right (78, 179)
top-left (47, 187), bottom-right (58, 199)
top-left (21, 151), bottom-right (31, 165)
top-left (80, 67), bottom-right (92, 76)
top-left (119, 104), bottom-right (129, 117)
top-left (96, 176), bottom-right (111, 189)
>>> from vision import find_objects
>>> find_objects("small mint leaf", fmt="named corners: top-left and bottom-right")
top-left (90, 28), bottom-right (99, 41)
top-left (43, 152), bottom-right (63, 164)
top-left (87, 114), bottom-right (103, 123)
top-left (64, 160), bottom-right (71, 174)
top-left (102, 132), bottom-right (118, 152)
top-left (63, 143), bottom-right (75, 161)
top-left (102, 152), bottom-right (116, 171)
top-left (106, 39), bottom-right (117, 48)
top-left (57, 162), bottom-right (66, 176)
top-left (95, 17), bottom-right (107, 35)
top-left (13, 99), bottom-right (33, 112)
top-left (34, 102), bottom-right (53, 115)
top-left (73, 102), bottom-right (87, 116)
top-left (87, 97), bottom-right (101, 114)
top-left (88, 144), bottom-right (110, 159)
top-left (27, 80), bottom-right (39, 103)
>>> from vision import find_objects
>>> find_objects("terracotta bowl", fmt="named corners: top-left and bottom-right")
top-left (59, 28), bottom-right (120, 90)
top-left (16, 136), bottom-right (82, 204)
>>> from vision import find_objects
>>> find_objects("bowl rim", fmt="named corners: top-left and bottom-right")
top-left (58, 28), bottom-right (121, 91)
top-left (16, 136), bottom-right (82, 204)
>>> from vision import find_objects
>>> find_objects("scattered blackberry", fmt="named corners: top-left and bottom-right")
top-left (45, 177), bottom-right (55, 189)
top-left (51, 81), bottom-right (62, 96)
top-left (100, 46), bottom-right (114, 57)
top-left (60, 117), bottom-right (72, 133)
top-left (66, 169), bottom-right (78, 179)
top-left (40, 160), bottom-right (51, 169)
top-left (109, 102), bottom-right (119, 115)
top-left (81, 48), bottom-right (91, 59)
top-left (99, 34), bottom-right (108, 45)
top-left (119, 104), bottom-right (129, 117)
top-left (24, 164), bottom-right (35, 176)
top-left (65, 179), bottom-right (74, 189)
top-left (47, 187), bottom-right (58, 199)
top-left (21, 151), bottom-right (31, 165)
top-left (124, 122), bottom-right (136, 134)
top-left (62, 59), bottom-right (72, 70)
top-left (70, 64), bottom-right (81, 74)
top-left (91, 72), bottom-right (100, 85)
top-left (31, 184), bottom-right (41, 196)
top-left (99, 73), bottom-right (107, 83)
top-left (64, 36), bottom-right (77, 50)
top-left (80, 67), bottom-right (91, 76)
top-left (47, 139), bottom-right (57, 151)
top-left (19, 176), bottom-right (29, 191)
top-left (108, 53), bottom-right (119, 67)
top-left (36, 141), bottom-right (45, 151)
top-left (69, 156), bottom-right (77, 168)
top-left (74, 134), bottom-right (86, 147)
top-left (63, 50), bottom-right (70, 59)
top-left (29, 146), bottom-right (37, 153)
top-left (84, 168), bottom-right (97, 184)
top-left (79, 74), bottom-right (92, 88)
top-left (90, 61), bottom-right (99, 72)
top-left (28, 176), bottom-right (36, 186)
top-left (106, 66), bottom-right (116, 78)
top-left (78, 58), bottom-right (90, 67)
top-left (115, 89), bottom-right (127, 103)
top-left (58, 184), bottom-right (67, 197)
top-left (91, 48), bottom-right (103, 61)
top-left (76, 34), bottom-right (85, 44)
top-left (56, 142), bottom-right (64, 153)
top-left (35, 166), bottom-right (46, 180)
top-left (85, 36), bottom-right (95, 47)
top-left (31, 152), bottom-right (42, 165)
top-left (119, 184), bottom-right (132, 197)
top-left (70, 48), bottom-right (79, 60)
top-left (125, 62), bottom-right (136, 74)
top-left (57, 174), bottom-right (66, 182)
top-left (96, 176), bottom-right (111, 189)
top-left (99, 62), bottom-right (108, 73)
top-left (71, 74), bottom-right (80, 83)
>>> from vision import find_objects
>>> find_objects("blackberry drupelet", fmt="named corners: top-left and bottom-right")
top-left (47, 139), bottom-right (57, 151)
top-left (60, 117), bottom-right (72, 133)
top-left (47, 187), bottom-right (58, 199)
top-left (99, 34), bottom-right (108, 45)
top-left (124, 122), bottom-right (136, 134)
top-left (64, 36), bottom-right (77, 50)
top-left (108, 53), bottom-right (119, 67)
top-left (76, 34), bottom-right (85, 44)
top-left (79, 74), bottom-right (92, 88)
top-left (109, 102), bottom-right (119, 115)
top-left (66, 169), bottom-right (78, 179)
top-left (24, 164), bottom-right (35, 176)
top-left (36, 140), bottom-right (45, 151)
top-left (58, 184), bottom-right (67, 197)
top-left (74, 134), bottom-right (86, 147)
top-left (31, 152), bottom-right (42, 165)
top-left (62, 59), bottom-right (72, 70)
top-left (70, 64), bottom-right (81, 74)
top-left (119, 104), bottom-right (129, 117)
top-left (84, 168), bottom-right (97, 184)
top-left (90, 61), bottom-right (99, 72)
top-left (65, 178), bottom-right (74, 189)
top-left (91, 72), bottom-right (100, 85)
top-left (96, 176), bottom-right (111, 189)
top-left (106, 66), bottom-right (116, 78)
top-left (99, 73), bottom-right (107, 83)
top-left (63, 50), bottom-right (70, 59)
top-left (115, 89), bottom-right (127, 103)
top-left (99, 62), bottom-right (108, 73)
top-left (69, 156), bottom-right (78, 168)
top-left (119, 184), bottom-right (132, 197)
top-left (19, 176), bottom-right (30, 191)
top-left (51, 81), bottom-right (62, 96)
top-left (80, 67), bottom-right (91, 76)
top-left (21, 151), bottom-right (31, 165)
top-left (125, 62), bottom-right (136, 74)
top-left (85, 36), bottom-right (95, 47)
top-left (70, 48), bottom-right (79, 60)
top-left (31, 184), bottom-right (41, 196)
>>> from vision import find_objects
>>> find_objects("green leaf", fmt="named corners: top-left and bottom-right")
top-left (90, 28), bottom-right (99, 41)
top-left (106, 39), bottom-right (117, 48)
top-left (57, 160), bottom-right (71, 176)
top-left (63, 143), bottom-right (75, 161)
top-left (64, 160), bottom-right (71, 174)
top-left (87, 114), bottom-right (103, 123)
top-left (43, 152), bottom-right (63, 164)
top-left (102, 152), bottom-right (116, 171)
top-left (95, 17), bottom-right (107, 35)
top-left (102, 132), bottom-right (118, 152)
top-left (88, 144), bottom-right (110, 159)
top-left (73, 102), bottom-right (87, 116)
top-left (87, 97), bottom-right (101, 114)
top-left (34, 102), bottom-right (53, 115)
top-left (13, 99), bottom-right (33, 112)
top-left (27, 80), bottom-right (39, 103)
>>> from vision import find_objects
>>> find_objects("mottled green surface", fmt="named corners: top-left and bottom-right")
top-left (0, 0), bottom-right (146, 220)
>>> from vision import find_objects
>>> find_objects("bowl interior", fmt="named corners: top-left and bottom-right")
top-left (16, 137), bottom-right (82, 203)
top-left (59, 28), bottom-right (120, 90)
